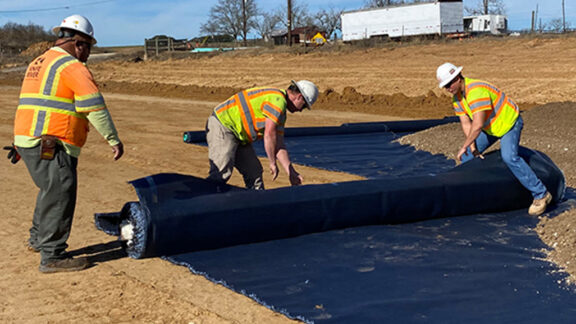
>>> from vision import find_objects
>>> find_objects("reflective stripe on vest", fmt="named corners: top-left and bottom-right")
top-left (18, 95), bottom-right (82, 137)
top-left (43, 56), bottom-right (76, 96)
top-left (14, 48), bottom-right (103, 147)
top-left (215, 87), bottom-right (287, 143)
top-left (452, 78), bottom-right (519, 137)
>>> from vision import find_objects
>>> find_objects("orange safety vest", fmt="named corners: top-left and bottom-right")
top-left (214, 87), bottom-right (287, 144)
top-left (14, 47), bottom-right (106, 148)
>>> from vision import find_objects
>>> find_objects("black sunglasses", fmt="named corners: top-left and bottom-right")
top-left (443, 77), bottom-right (458, 89)
top-left (75, 40), bottom-right (92, 50)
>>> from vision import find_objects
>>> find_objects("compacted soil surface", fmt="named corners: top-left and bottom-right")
top-left (1, 34), bottom-right (576, 322)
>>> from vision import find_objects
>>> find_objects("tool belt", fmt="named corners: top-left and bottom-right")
top-left (40, 135), bottom-right (58, 160)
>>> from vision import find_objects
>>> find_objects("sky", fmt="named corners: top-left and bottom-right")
top-left (0, 0), bottom-right (574, 47)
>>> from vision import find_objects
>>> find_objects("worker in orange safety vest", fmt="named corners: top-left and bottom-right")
top-left (8, 15), bottom-right (124, 273)
top-left (206, 80), bottom-right (318, 190)
top-left (436, 62), bottom-right (551, 216)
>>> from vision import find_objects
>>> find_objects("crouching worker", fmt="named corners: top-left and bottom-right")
top-left (12, 15), bottom-right (124, 273)
top-left (206, 80), bottom-right (318, 190)
top-left (436, 62), bottom-right (551, 216)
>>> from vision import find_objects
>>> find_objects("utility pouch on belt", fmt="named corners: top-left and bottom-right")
top-left (40, 135), bottom-right (57, 160)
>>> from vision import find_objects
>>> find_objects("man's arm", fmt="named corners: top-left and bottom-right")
top-left (64, 63), bottom-right (123, 160)
top-left (457, 110), bottom-right (487, 161)
top-left (86, 109), bottom-right (124, 160)
top-left (264, 118), bottom-right (279, 180)
top-left (263, 118), bottom-right (302, 185)
top-left (275, 135), bottom-right (302, 186)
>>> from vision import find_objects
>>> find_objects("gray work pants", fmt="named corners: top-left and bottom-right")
top-left (18, 145), bottom-right (78, 264)
top-left (205, 114), bottom-right (264, 190)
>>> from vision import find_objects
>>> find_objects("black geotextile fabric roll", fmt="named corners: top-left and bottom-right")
top-left (95, 148), bottom-right (565, 259)
top-left (182, 117), bottom-right (459, 144)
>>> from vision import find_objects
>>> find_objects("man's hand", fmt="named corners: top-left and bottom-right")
top-left (457, 146), bottom-right (484, 161)
top-left (112, 142), bottom-right (124, 161)
top-left (457, 146), bottom-right (468, 161)
top-left (3, 144), bottom-right (20, 164)
top-left (269, 161), bottom-right (279, 181)
top-left (288, 165), bottom-right (303, 186)
top-left (472, 149), bottom-right (485, 160)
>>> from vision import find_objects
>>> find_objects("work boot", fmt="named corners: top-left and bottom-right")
top-left (39, 256), bottom-right (90, 274)
top-left (528, 191), bottom-right (552, 216)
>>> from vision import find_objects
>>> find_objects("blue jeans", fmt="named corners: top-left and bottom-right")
top-left (461, 116), bottom-right (547, 199)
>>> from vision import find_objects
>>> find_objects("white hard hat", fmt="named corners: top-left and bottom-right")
top-left (52, 15), bottom-right (97, 44)
top-left (291, 80), bottom-right (319, 109)
top-left (436, 62), bottom-right (463, 88)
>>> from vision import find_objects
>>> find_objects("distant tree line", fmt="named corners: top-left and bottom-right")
top-left (200, 0), bottom-right (343, 44)
top-left (198, 0), bottom-right (513, 43)
top-left (0, 22), bottom-right (54, 56)
top-left (195, 0), bottom-right (574, 45)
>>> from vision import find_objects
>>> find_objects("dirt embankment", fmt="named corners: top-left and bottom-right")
top-left (0, 75), bottom-right (534, 121)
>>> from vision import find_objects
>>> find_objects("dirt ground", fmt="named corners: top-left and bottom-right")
top-left (1, 34), bottom-right (576, 322)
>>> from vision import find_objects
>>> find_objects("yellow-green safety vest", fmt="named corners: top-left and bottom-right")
top-left (214, 87), bottom-right (287, 144)
top-left (452, 77), bottom-right (519, 137)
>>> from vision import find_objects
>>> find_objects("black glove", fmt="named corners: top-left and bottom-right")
top-left (3, 144), bottom-right (21, 164)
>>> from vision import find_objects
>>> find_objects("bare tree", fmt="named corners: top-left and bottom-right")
top-left (254, 12), bottom-right (282, 40)
top-left (465, 0), bottom-right (505, 15)
top-left (364, 0), bottom-right (410, 8)
top-left (365, 0), bottom-right (392, 7)
top-left (200, 0), bottom-right (258, 43)
top-left (314, 7), bottom-right (343, 40)
top-left (274, 0), bottom-right (314, 29)
top-left (548, 18), bottom-right (571, 33)
top-left (364, 1), bottom-right (442, 8)
top-left (0, 22), bottom-right (54, 58)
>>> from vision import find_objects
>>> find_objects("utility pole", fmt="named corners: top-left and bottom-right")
top-left (483, 0), bottom-right (488, 15)
top-left (531, 11), bottom-right (535, 33)
top-left (287, 0), bottom-right (292, 46)
top-left (242, 0), bottom-right (247, 47)
top-left (534, 4), bottom-right (538, 32)
top-left (562, 0), bottom-right (566, 33)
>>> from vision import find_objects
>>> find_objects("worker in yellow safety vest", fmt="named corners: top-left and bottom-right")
top-left (206, 80), bottom-right (319, 190)
top-left (436, 62), bottom-right (551, 216)
top-left (6, 15), bottom-right (124, 273)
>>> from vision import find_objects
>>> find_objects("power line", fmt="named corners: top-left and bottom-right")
top-left (0, 0), bottom-right (117, 14)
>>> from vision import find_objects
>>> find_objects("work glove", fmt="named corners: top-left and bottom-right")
top-left (3, 144), bottom-right (21, 164)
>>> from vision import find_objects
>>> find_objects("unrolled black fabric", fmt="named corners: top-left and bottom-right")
top-left (94, 120), bottom-right (572, 323)
top-left (95, 148), bottom-right (564, 259)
